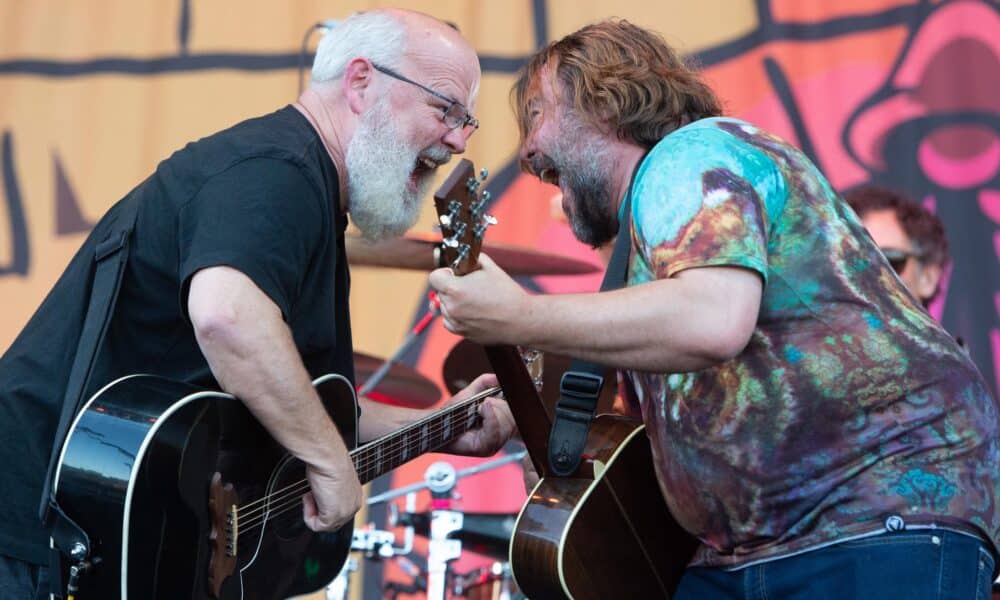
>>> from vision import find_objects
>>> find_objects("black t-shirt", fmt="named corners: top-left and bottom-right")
top-left (0, 106), bottom-right (354, 565)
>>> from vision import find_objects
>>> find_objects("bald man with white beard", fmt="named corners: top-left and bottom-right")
top-left (0, 9), bottom-right (515, 597)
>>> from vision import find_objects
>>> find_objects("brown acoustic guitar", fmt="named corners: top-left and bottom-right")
top-left (433, 160), bottom-right (698, 599)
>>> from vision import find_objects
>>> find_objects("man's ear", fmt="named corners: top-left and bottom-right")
top-left (342, 58), bottom-right (376, 115)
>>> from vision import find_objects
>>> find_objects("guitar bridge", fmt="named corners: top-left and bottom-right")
top-left (225, 505), bottom-right (238, 557)
top-left (208, 472), bottom-right (240, 597)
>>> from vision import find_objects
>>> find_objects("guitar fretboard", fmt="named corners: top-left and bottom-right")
top-left (350, 387), bottom-right (497, 484)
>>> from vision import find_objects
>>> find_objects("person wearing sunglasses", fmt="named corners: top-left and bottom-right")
top-left (844, 186), bottom-right (949, 308)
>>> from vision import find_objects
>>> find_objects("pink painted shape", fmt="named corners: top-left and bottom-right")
top-left (534, 220), bottom-right (606, 294)
top-left (788, 65), bottom-right (890, 189)
top-left (979, 189), bottom-right (1000, 224)
top-left (894, 1), bottom-right (1000, 88)
top-left (922, 195), bottom-right (937, 213)
top-left (918, 131), bottom-right (1000, 189)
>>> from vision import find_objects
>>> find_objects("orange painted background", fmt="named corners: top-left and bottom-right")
top-left (2, 2), bottom-right (997, 598)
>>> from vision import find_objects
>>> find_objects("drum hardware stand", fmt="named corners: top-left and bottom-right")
top-left (365, 450), bottom-right (527, 506)
top-left (366, 451), bottom-right (526, 600)
top-left (323, 495), bottom-right (418, 600)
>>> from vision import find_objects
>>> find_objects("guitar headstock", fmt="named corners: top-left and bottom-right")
top-left (433, 159), bottom-right (497, 276)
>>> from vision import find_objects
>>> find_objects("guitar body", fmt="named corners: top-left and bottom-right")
top-left (509, 415), bottom-right (698, 599)
top-left (51, 373), bottom-right (358, 599)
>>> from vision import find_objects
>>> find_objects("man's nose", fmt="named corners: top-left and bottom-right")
top-left (443, 126), bottom-right (470, 154)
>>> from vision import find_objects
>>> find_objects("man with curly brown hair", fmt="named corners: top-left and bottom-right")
top-left (431, 19), bottom-right (998, 598)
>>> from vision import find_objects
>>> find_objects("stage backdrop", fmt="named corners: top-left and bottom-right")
top-left (2, 1), bottom-right (998, 599)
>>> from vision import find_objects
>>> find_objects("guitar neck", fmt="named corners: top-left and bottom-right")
top-left (431, 158), bottom-right (553, 476)
top-left (349, 386), bottom-right (499, 484)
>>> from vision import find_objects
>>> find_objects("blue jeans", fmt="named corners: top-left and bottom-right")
top-left (0, 555), bottom-right (48, 600)
top-left (675, 530), bottom-right (996, 600)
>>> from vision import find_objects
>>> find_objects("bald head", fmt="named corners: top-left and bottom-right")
top-left (312, 9), bottom-right (479, 101)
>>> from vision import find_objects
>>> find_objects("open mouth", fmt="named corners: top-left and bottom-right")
top-left (413, 156), bottom-right (440, 177)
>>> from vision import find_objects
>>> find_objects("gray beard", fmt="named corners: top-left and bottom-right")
top-left (345, 101), bottom-right (429, 241)
top-left (552, 121), bottom-right (617, 247)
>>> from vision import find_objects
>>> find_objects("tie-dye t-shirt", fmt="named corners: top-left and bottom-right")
top-left (625, 117), bottom-right (999, 569)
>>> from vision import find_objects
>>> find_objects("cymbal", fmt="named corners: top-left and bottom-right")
top-left (441, 339), bottom-right (616, 417)
top-left (355, 351), bottom-right (441, 409)
top-left (345, 232), bottom-right (600, 276)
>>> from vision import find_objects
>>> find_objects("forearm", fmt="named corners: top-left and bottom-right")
top-left (514, 270), bottom-right (761, 372)
top-left (190, 269), bottom-right (351, 470)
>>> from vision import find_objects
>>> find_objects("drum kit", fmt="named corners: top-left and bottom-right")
top-left (311, 232), bottom-right (599, 600)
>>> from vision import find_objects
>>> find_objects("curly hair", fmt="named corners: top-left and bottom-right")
top-left (844, 186), bottom-right (949, 268)
top-left (512, 19), bottom-right (722, 148)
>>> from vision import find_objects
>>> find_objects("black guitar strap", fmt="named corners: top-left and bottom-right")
top-left (38, 198), bottom-right (139, 597)
top-left (547, 155), bottom-right (645, 476)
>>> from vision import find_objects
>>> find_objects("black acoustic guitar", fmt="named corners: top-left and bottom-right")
top-left (434, 159), bottom-right (699, 599)
top-left (50, 371), bottom-right (499, 599)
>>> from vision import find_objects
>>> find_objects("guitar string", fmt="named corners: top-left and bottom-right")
top-left (236, 423), bottom-right (485, 535)
top-left (231, 396), bottom-right (484, 511)
top-left (233, 395), bottom-right (489, 528)
top-left (235, 410), bottom-right (483, 532)
top-left (234, 387), bottom-right (494, 513)
top-left (234, 394), bottom-right (486, 518)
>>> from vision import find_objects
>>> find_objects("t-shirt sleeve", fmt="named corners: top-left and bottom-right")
top-left (631, 126), bottom-right (784, 283)
top-left (178, 157), bottom-right (326, 321)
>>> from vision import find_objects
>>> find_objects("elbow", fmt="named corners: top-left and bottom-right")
top-left (190, 301), bottom-right (243, 349)
top-left (706, 318), bottom-right (756, 363)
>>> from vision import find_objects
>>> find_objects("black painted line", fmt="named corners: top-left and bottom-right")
top-left (0, 52), bottom-right (530, 78)
top-left (692, 4), bottom-right (920, 67)
top-left (762, 56), bottom-right (822, 171)
top-left (1, 131), bottom-right (30, 276)
top-left (532, 0), bottom-right (549, 50)
top-left (178, 0), bottom-right (191, 56)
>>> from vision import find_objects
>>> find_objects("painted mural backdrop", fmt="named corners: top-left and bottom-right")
top-left (1, 1), bottom-right (997, 598)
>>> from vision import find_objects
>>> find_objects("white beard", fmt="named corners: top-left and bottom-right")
top-left (345, 100), bottom-right (436, 241)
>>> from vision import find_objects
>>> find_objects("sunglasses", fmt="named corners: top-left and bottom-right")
top-left (371, 63), bottom-right (479, 132)
top-left (880, 248), bottom-right (923, 273)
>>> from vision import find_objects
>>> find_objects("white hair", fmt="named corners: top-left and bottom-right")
top-left (311, 12), bottom-right (407, 83)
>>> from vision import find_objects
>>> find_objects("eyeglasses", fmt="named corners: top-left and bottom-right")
top-left (371, 63), bottom-right (479, 132)
top-left (880, 247), bottom-right (923, 273)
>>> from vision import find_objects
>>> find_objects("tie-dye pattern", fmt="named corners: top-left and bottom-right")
top-left (627, 117), bottom-right (1000, 568)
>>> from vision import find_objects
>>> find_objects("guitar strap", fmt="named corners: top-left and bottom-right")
top-left (547, 153), bottom-right (646, 476)
top-left (38, 197), bottom-right (139, 597)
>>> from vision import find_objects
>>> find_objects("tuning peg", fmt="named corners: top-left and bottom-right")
top-left (479, 167), bottom-right (489, 180)
top-left (440, 200), bottom-right (461, 228)
top-left (441, 236), bottom-right (459, 248)
top-left (450, 244), bottom-right (470, 269)
top-left (483, 214), bottom-right (498, 226)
